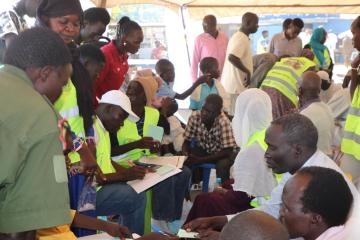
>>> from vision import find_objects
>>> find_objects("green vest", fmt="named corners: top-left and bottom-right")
top-left (310, 47), bottom-right (332, 71)
top-left (247, 129), bottom-right (282, 208)
top-left (261, 57), bottom-right (316, 106)
top-left (54, 80), bottom-right (85, 163)
top-left (115, 106), bottom-right (160, 166)
top-left (341, 85), bottom-right (360, 161)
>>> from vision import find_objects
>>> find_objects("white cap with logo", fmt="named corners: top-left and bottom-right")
top-left (99, 90), bottom-right (139, 122)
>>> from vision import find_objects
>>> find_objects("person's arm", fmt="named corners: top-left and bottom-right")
top-left (350, 54), bottom-right (360, 99)
top-left (268, 36), bottom-right (275, 54)
top-left (190, 148), bottom-right (233, 165)
top-left (72, 212), bottom-right (131, 239)
top-left (0, 125), bottom-right (25, 188)
top-left (191, 36), bottom-right (201, 82)
top-left (100, 161), bottom-right (147, 183)
top-left (183, 216), bottom-right (228, 232)
top-left (182, 139), bottom-right (192, 156)
top-left (111, 137), bottom-right (160, 156)
top-left (228, 54), bottom-right (251, 87)
top-left (175, 75), bottom-right (207, 100)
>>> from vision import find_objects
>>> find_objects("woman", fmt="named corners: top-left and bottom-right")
top-left (36, 0), bottom-right (97, 236)
top-left (341, 16), bottom-right (360, 190)
top-left (185, 89), bottom-right (277, 223)
top-left (110, 76), bottom-right (191, 232)
top-left (305, 27), bottom-right (333, 71)
top-left (95, 16), bottom-right (143, 101)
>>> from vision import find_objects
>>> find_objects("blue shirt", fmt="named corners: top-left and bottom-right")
top-left (157, 80), bottom-right (176, 98)
top-left (190, 80), bottom-right (219, 110)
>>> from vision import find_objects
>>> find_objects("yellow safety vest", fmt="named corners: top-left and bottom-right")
top-left (115, 106), bottom-right (160, 166)
top-left (54, 80), bottom-right (85, 163)
top-left (309, 47), bottom-right (332, 71)
top-left (247, 129), bottom-right (282, 208)
top-left (261, 57), bottom-right (316, 106)
top-left (341, 85), bottom-right (360, 160)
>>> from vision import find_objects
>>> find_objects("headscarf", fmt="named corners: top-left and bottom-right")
top-left (309, 28), bottom-right (328, 67)
top-left (231, 89), bottom-right (276, 197)
top-left (37, 0), bottom-right (83, 24)
top-left (231, 89), bottom-right (272, 148)
top-left (133, 75), bottom-right (161, 106)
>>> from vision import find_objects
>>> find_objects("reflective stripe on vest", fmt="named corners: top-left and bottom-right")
top-left (341, 86), bottom-right (360, 160)
top-left (54, 80), bottom-right (85, 138)
top-left (261, 57), bottom-right (316, 106)
top-left (114, 106), bottom-right (160, 166)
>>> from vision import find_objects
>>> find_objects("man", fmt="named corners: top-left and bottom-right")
top-left (318, 70), bottom-right (342, 104)
top-left (0, 0), bottom-right (41, 59)
top-left (77, 7), bottom-right (111, 45)
top-left (281, 166), bottom-right (356, 240)
top-left (261, 50), bottom-right (316, 119)
top-left (221, 12), bottom-right (258, 115)
top-left (182, 94), bottom-right (238, 183)
top-left (191, 15), bottom-right (228, 82)
top-left (184, 113), bottom-right (359, 240)
top-left (94, 90), bottom-right (147, 235)
top-left (219, 210), bottom-right (289, 240)
top-left (257, 30), bottom-right (270, 54)
top-left (0, 28), bottom-right (72, 239)
top-left (269, 18), bottom-right (304, 57)
top-left (299, 71), bottom-right (334, 156)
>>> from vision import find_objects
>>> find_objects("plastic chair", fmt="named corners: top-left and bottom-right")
top-left (191, 163), bottom-right (216, 192)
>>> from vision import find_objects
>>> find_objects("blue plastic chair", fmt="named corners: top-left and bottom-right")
top-left (191, 163), bottom-right (216, 192)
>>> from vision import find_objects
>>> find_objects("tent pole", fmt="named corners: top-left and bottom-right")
top-left (180, 5), bottom-right (191, 66)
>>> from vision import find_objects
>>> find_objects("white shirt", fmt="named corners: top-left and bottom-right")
top-left (301, 102), bottom-right (335, 156)
top-left (221, 31), bottom-right (253, 94)
top-left (227, 150), bottom-right (360, 221)
top-left (269, 32), bottom-right (302, 57)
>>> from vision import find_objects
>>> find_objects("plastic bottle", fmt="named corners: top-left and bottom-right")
top-left (208, 169), bottom-right (217, 192)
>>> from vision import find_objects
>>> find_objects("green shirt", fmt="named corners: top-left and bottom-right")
top-left (0, 65), bottom-right (70, 233)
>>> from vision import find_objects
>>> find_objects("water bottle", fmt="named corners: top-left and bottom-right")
top-left (208, 169), bottom-right (217, 192)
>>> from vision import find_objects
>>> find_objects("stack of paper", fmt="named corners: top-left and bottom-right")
top-left (139, 156), bottom-right (187, 168)
top-left (127, 156), bottom-right (187, 193)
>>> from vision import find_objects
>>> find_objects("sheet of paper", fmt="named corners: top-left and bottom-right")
top-left (127, 168), bottom-right (182, 193)
top-left (146, 125), bottom-right (164, 142)
top-left (177, 229), bottom-right (199, 239)
top-left (78, 233), bottom-right (140, 239)
top-left (140, 156), bottom-right (187, 168)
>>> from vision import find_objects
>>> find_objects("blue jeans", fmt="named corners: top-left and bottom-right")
top-left (152, 166), bottom-right (192, 221)
top-left (96, 182), bottom-right (146, 235)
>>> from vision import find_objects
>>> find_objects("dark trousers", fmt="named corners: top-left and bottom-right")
top-left (185, 145), bottom-right (236, 183)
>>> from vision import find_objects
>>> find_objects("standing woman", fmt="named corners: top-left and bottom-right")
top-left (36, 0), bottom-right (98, 236)
top-left (304, 27), bottom-right (333, 71)
top-left (341, 16), bottom-right (360, 190)
top-left (94, 16), bottom-right (143, 101)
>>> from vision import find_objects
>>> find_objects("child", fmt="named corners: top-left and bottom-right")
top-left (156, 59), bottom-right (206, 100)
top-left (190, 57), bottom-right (230, 113)
top-left (160, 97), bottom-right (185, 155)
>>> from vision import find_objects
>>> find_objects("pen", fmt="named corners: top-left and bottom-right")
top-left (151, 225), bottom-right (170, 236)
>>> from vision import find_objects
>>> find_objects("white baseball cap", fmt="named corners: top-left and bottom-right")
top-left (99, 90), bottom-right (139, 122)
top-left (317, 70), bottom-right (330, 82)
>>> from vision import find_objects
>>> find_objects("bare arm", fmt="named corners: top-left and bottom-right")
top-left (175, 76), bottom-right (207, 100)
top-left (350, 54), bottom-right (360, 99)
top-left (228, 54), bottom-right (251, 87)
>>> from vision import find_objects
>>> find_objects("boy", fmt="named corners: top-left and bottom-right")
top-left (190, 57), bottom-right (230, 113)
top-left (156, 59), bottom-right (206, 100)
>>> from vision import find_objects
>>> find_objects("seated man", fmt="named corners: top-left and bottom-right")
top-left (183, 94), bottom-right (238, 183)
top-left (299, 71), bottom-right (335, 156)
top-left (184, 113), bottom-right (359, 239)
top-left (281, 166), bottom-right (356, 240)
top-left (219, 210), bottom-right (289, 240)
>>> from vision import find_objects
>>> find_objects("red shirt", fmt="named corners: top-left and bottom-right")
top-left (94, 40), bottom-right (129, 100)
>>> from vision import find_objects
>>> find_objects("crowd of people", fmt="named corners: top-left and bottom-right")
top-left (0, 0), bottom-right (360, 240)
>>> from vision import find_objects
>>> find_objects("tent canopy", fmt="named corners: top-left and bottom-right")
top-left (91, 0), bottom-right (360, 19)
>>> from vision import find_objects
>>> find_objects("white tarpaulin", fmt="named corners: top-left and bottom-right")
top-left (91, 0), bottom-right (360, 18)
